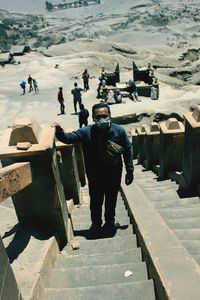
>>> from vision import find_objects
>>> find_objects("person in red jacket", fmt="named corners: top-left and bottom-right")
top-left (57, 87), bottom-right (65, 115)
top-left (82, 69), bottom-right (90, 91)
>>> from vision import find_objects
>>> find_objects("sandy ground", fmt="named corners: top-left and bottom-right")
top-left (0, 0), bottom-right (200, 139)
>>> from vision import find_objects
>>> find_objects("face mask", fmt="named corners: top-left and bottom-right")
top-left (94, 116), bottom-right (111, 131)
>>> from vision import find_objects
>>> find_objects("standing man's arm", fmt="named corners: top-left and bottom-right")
top-left (51, 123), bottom-right (86, 144)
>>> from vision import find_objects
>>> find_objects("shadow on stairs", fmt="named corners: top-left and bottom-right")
top-left (44, 191), bottom-right (156, 300)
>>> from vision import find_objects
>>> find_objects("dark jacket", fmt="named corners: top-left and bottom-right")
top-left (56, 123), bottom-right (133, 183)
top-left (58, 91), bottom-right (64, 102)
top-left (79, 108), bottom-right (89, 123)
top-left (71, 87), bottom-right (82, 101)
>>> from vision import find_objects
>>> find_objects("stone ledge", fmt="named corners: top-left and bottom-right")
top-left (121, 172), bottom-right (200, 300)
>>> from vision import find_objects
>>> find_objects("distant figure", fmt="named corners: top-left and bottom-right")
top-left (114, 89), bottom-right (122, 104)
top-left (126, 80), bottom-right (140, 102)
top-left (55, 64), bottom-right (59, 69)
top-left (151, 77), bottom-right (159, 100)
top-left (100, 80), bottom-right (109, 101)
top-left (33, 79), bottom-right (39, 94)
top-left (20, 80), bottom-right (26, 95)
top-left (71, 82), bottom-right (83, 113)
top-left (79, 103), bottom-right (89, 128)
top-left (97, 72), bottom-right (107, 98)
top-left (57, 87), bottom-right (65, 115)
top-left (28, 75), bottom-right (33, 92)
top-left (107, 90), bottom-right (115, 105)
top-left (82, 69), bottom-right (90, 91)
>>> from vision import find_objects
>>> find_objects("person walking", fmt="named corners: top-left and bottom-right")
top-left (79, 103), bottom-right (89, 128)
top-left (57, 87), bottom-right (65, 115)
top-left (52, 103), bottom-right (134, 233)
top-left (28, 75), bottom-right (33, 92)
top-left (71, 82), bottom-right (83, 113)
top-left (20, 80), bottom-right (26, 95)
top-left (33, 79), bottom-right (39, 94)
top-left (82, 69), bottom-right (90, 91)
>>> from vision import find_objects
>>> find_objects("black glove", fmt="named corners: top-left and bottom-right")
top-left (125, 172), bottom-right (134, 185)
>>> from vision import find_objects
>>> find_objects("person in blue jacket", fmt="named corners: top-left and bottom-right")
top-left (52, 103), bottom-right (134, 232)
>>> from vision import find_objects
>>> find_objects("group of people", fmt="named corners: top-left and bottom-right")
top-left (19, 75), bottom-right (39, 95)
top-left (57, 82), bottom-right (89, 128)
top-left (96, 71), bottom-right (123, 105)
top-left (96, 68), bottom-right (142, 104)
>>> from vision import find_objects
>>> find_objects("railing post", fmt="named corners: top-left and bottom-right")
top-left (182, 105), bottom-right (200, 189)
top-left (136, 125), bottom-right (148, 166)
top-left (56, 142), bottom-right (81, 205)
top-left (159, 118), bottom-right (184, 179)
top-left (131, 128), bottom-right (139, 160)
top-left (145, 122), bottom-right (160, 170)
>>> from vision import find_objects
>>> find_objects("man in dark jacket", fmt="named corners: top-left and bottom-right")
top-left (71, 82), bottom-right (83, 113)
top-left (52, 103), bottom-right (134, 232)
top-left (79, 103), bottom-right (89, 128)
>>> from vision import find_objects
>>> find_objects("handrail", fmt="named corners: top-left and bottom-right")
top-left (0, 162), bottom-right (32, 203)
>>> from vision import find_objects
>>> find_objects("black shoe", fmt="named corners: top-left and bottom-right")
top-left (104, 221), bottom-right (120, 229)
top-left (89, 224), bottom-right (101, 234)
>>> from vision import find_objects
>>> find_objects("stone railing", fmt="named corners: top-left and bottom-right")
top-left (0, 118), bottom-right (86, 249)
top-left (131, 105), bottom-right (200, 190)
top-left (0, 162), bottom-right (32, 300)
top-left (0, 118), bottom-right (86, 300)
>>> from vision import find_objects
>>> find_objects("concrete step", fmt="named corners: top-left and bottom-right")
top-left (44, 279), bottom-right (156, 300)
top-left (74, 224), bottom-right (134, 239)
top-left (148, 192), bottom-right (181, 202)
top-left (63, 235), bottom-right (137, 255)
top-left (174, 229), bottom-right (200, 240)
top-left (48, 262), bottom-right (148, 288)
top-left (138, 180), bottom-right (176, 187)
top-left (154, 198), bottom-right (200, 209)
top-left (167, 218), bottom-right (200, 229)
top-left (158, 207), bottom-right (200, 219)
top-left (192, 255), bottom-right (200, 266)
top-left (56, 248), bottom-right (142, 267)
top-left (72, 210), bottom-right (129, 222)
top-left (182, 240), bottom-right (200, 255)
top-left (72, 216), bottom-right (130, 228)
top-left (139, 187), bottom-right (178, 195)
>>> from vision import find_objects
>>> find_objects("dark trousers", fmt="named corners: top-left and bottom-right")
top-left (88, 180), bottom-right (120, 226)
top-left (74, 98), bottom-right (81, 113)
top-left (60, 102), bottom-right (65, 114)
top-left (83, 80), bottom-right (89, 91)
top-left (79, 120), bottom-right (88, 128)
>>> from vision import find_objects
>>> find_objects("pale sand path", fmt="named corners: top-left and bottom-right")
top-left (0, 51), bottom-right (200, 139)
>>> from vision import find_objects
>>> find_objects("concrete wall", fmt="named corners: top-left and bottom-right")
top-left (0, 237), bottom-right (22, 300)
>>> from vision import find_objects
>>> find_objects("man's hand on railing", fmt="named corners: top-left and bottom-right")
top-left (51, 122), bottom-right (61, 128)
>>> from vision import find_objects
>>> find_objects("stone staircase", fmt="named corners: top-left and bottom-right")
top-left (134, 164), bottom-right (200, 266)
top-left (44, 191), bottom-right (156, 300)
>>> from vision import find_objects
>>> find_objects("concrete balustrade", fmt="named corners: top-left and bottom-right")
top-left (159, 118), bottom-right (185, 179)
top-left (0, 162), bottom-right (32, 300)
top-left (144, 122), bottom-right (160, 170)
top-left (56, 142), bottom-right (81, 205)
top-left (0, 162), bottom-right (31, 203)
top-left (182, 105), bottom-right (200, 189)
top-left (74, 143), bottom-right (86, 187)
top-left (0, 237), bottom-right (22, 300)
top-left (131, 128), bottom-right (139, 159)
top-left (136, 125), bottom-right (148, 166)
top-left (0, 118), bottom-right (69, 249)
